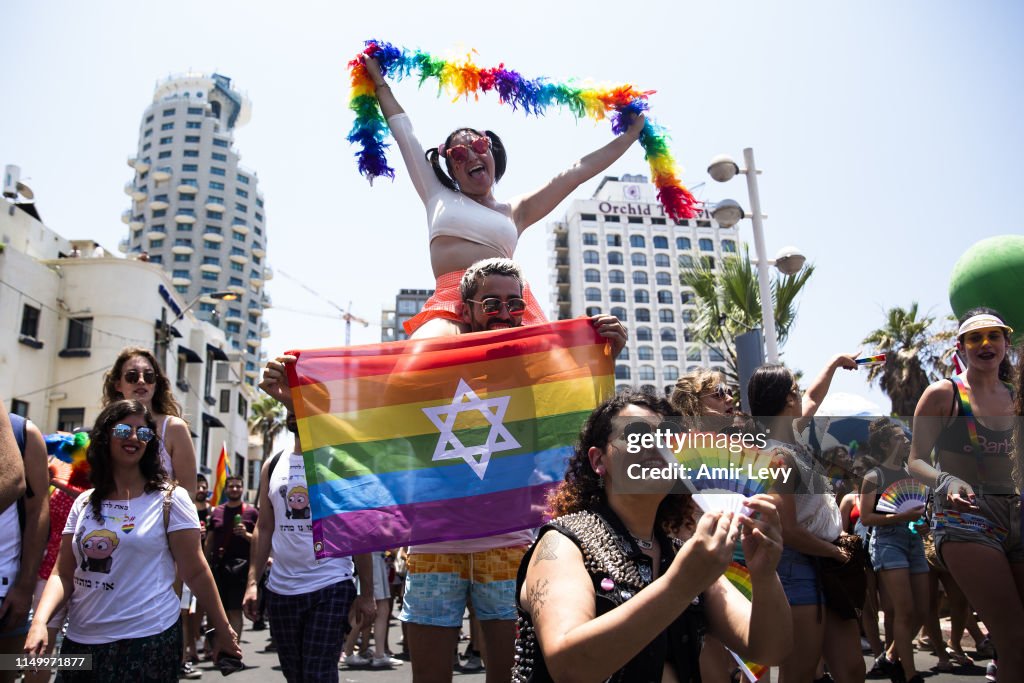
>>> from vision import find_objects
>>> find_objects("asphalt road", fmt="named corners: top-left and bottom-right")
top-left (211, 614), bottom-right (995, 683)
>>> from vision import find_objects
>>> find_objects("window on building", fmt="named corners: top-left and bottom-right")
top-left (231, 262), bottom-right (244, 272)
top-left (627, 216), bottom-right (644, 224)
top-left (235, 203), bottom-right (248, 212)
top-left (65, 317), bottom-right (92, 350)
top-left (634, 290), bottom-right (650, 303)
top-left (604, 215), bottom-right (621, 223)
top-left (701, 256), bottom-right (715, 270)
top-left (682, 310), bottom-right (697, 323)
top-left (653, 236), bottom-right (668, 249)
top-left (608, 270), bottom-right (625, 283)
top-left (182, 163), bottom-right (198, 172)
top-left (202, 256), bottom-right (220, 266)
top-left (185, 121), bottom-right (202, 129)
top-left (631, 253), bottom-right (647, 266)
top-left (583, 250), bottom-right (599, 264)
top-left (611, 307), bottom-right (627, 321)
top-left (580, 213), bottom-right (597, 222)
top-left (236, 188), bottom-right (249, 198)
top-left (10, 399), bottom-right (29, 417)
top-left (657, 290), bottom-right (673, 305)
top-left (142, 142), bottom-right (151, 151)
top-left (213, 138), bottom-right (229, 148)
top-left (229, 277), bottom-right (243, 287)
top-left (615, 365), bottom-right (631, 380)
top-left (233, 217), bottom-right (247, 226)
top-left (185, 135), bottom-right (200, 143)
top-left (663, 365), bottom-right (680, 381)
top-left (159, 136), bottom-right (173, 145)
top-left (162, 108), bottom-right (175, 116)
top-left (679, 254), bottom-right (694, 268)
top-left (585, 269), bottom-right (601, 283)
top-left (183, 150), bottom-right (199, 158)
top-left (629, 235), bottom-right (646, 248)
top-left (57, 408), bottom-right (85, 432)
top-left (210, 167), bottom-right (226, 176)
top-left (207, 211), bottom-right (224, 221)
top-left (237, 174), bottom-right (250, 184)
top-left (684, 329), bottom-right (695, 342)
top-left (157, 151), bottom-right (172, 159)
top-left (610, 288), bottom-right (625, 302)
top-left (607, 252), bottom-right (623, 265)
top-left (697, 219), bottom-right (712, 228)
top-left (686, 347), bottom-right (702, 361)
top-left (638, 346), bottom-right (654, 360)
top-left (584, 287), bottom-right (601, 302)
top-left (174, 254), bottom-right (190, 262)
top-left (656, 272), bottom-right (672, 286)
top-left (655, 254), bottom-right (670, 268)
top-left (20, 304), bottom-right (41, 339)
top-left (145, 114), bottom-right (154, 123)
top-left (632, 272), bottom-right (648, 285)
top-left (201, 271), bottom-right (218, 281)
top-left (699, 238), bottom-right (714, 252)
top-left (149, 239), bottom-right (164, 249)
top-left (256, 197), bottom-right (264, 208)
top-left (721, 239), bottom-right (737, 253)
top-left (254, 212), bottom-right (263, 222)
top-left (606, 234), bottom-right (622, 247)
top-left (160, 122), bottom-right (174, 131)
top-left (635, 308), bottom-right (651, 322)
top-left (583, 233), bottom-right (598, 245)
top-left (211, 152), bottom-right (227, 162)
top-left (709, 348), bottom-right (725, 361)
top-left (203, 240), bottom-right (220, 250)
top-left (143, 129), bottom-right (152, 138)
top-left (636, 326), bottom-right (653, 341)
top-left (226, 322), bottom-right (241, 334)
top-left (639, 366), bottom-right (655, 381)
top-left (659, 309), bottom-right (675, 324)
top-left (652, 217), bottom-right (667, 225)
top-left (585, 306), bottom-right (602, 316)
top-left (618, 347), bottom-right (629, 360)
top-left (232, 232), bottom-right (245, 242)
top-left (661, 328), bottom-right (677, 342)
top-left (681, 291), bottom-right (695, 305)
top-left (677, 237), bottom-right (691, 250)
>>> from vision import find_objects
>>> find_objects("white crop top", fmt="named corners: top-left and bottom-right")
top-left (388, 113), bottom-right (518, 258)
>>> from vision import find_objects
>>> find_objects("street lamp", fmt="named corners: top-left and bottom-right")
top-left (171, 290), bottom-right (238, 324)
top-left (707, 148), bottom-right (805, 364)
top-left (156, 290), bottom-right (239, 362)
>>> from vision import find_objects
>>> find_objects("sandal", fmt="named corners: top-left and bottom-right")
top-left (946, 648), bottom-right (974, 666)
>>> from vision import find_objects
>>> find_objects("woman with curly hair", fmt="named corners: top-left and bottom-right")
top-left (512, 390), bottom-right (789, 682)
top-left (102, 347), bottom-right (196, 499)
top-left (25, 400), bottom-right (241, 680)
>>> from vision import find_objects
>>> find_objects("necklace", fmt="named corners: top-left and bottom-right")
top-left (630, 533), bottom-right (654, 550)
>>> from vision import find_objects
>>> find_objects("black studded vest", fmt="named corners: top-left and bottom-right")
top-left (512, 505), bottom-right (705, 682)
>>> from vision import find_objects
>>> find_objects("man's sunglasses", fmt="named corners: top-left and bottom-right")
top-left (443, 137), bottom-right (491, 164)
top-left (112, 423), bottom-right (155, 443)
top-left (123, 369), bottom-right (156, 385)
top-left (466, 297), bottom-right (527, 317)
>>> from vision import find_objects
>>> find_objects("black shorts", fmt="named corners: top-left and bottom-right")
top-left (213, 564), bottom-right (248, 610)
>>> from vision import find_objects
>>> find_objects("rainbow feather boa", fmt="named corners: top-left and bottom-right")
top-left (348, 40), bottom-right (698, 220)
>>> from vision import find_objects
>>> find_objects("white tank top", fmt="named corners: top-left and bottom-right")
top-left (266, 452), bottom-right (354, 596)
top-left (158, 417), bottom-right (173, 478)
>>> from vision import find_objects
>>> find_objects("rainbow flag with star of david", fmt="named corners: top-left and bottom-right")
top-left (287, 319), bottom-right (614, 558)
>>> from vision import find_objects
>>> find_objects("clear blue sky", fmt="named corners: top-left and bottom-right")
top-left (3, 1), bottom-right (1022, 411)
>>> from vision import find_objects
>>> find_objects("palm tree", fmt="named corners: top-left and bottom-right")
top-left (680, 246), bottom-right (815, 383)
top-left (862, 304), bottom-right (956, 416)
top-left (248, 395), bottom-right (287, 462)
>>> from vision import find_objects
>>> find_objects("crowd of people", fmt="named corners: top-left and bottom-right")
top-left (0, 50), bottom-right (1022, 683)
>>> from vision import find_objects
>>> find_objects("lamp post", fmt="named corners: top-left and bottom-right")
top-left (707, 148), bottom-right (805, 364)
top-left (156, 290), bottom-right (238, 364)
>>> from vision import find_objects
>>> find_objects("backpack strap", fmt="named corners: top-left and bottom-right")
top-left (163, 486), bottom-right (174, 535)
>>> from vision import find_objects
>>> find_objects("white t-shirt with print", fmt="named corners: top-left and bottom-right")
top-left (63, 486), bottom-right (199, 644)
top-left (266, 453), bottom-right (354, 596)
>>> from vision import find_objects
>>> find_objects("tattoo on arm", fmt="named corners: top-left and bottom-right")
top-left (527, 577), bottom-right (551, 620)
top-left (532, 533), bottom-right (560, 565)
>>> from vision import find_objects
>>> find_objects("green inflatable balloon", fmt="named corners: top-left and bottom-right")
top-left (949, 235), bottom-right (1024, 342)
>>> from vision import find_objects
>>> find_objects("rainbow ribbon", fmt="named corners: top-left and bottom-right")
top-left (856, 353), bottom-right (886, 366)
top-left (347, 40), bottom-right (699, 220)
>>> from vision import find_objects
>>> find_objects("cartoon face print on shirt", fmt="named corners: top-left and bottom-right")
top-left (79, 528), bottom-right (120, 574)
top-left (283, 485), bottom-right (311, 519)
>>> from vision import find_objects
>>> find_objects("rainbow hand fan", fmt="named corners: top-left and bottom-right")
top-left (723, 562), bottom-right (768, 681)
top-left (692, 490), bottom-right (750, 515)
top-left (875, 479), bottom-right (928, 513)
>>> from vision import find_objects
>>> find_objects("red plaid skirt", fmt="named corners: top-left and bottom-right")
top-left (403, 269), bottom-right (548, 335)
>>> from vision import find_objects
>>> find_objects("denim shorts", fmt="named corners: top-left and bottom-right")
top-left (869, 525), bottom-right (929, 574)
top-left (776, 546), bottom-right (823, 606)
top-left (400, 546), bottom-right (527, 627)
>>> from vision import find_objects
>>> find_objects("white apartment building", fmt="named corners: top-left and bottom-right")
top-left (380, 288), bottom-right (434, 342)
top-left (549, 174), bottom-right (739, 395)
top-left (121, 74), bottom-right (271, 388)
top-left (1, 173), bottom-right (260, 490)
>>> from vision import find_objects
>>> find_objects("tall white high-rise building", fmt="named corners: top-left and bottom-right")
top-left (122, 73), bottom-right (271, 386)
top-left (549, 174), bottom-right (739, 395)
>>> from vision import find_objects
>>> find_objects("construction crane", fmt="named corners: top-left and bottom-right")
top-left (278, 270), bottom-right (369, 345)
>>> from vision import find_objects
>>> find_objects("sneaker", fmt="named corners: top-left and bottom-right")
top-left (344, 653), bottom-right (371, 668)
top-left (371, 655), bottom-right (404, 668)
top-left (179, 662), bottom-right (202, 679)
top-left (459, 653), bottom-right (484, 672)
top-left (866, 655), bottom-right (892, 680)
top-left (986, 661), bottom-right (997, 682)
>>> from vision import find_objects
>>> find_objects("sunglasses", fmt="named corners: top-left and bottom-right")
top-left (466, 297), bottom-right (527, 316)
top-left (123, 369), bottom-right (156, 385)
top-left (112, 423), bottom-right (155, 443)
top-left (703, 385), bottom-right (732, 401)
top-left (443, 136), bottom-right (491, 164)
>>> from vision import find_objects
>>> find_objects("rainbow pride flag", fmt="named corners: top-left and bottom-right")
top-left (211, 442), bottom-right (230, 505)
top-left (288, 319), bottom-right (614, 558)
top-left (724, 562), bottom-right (769, 682)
